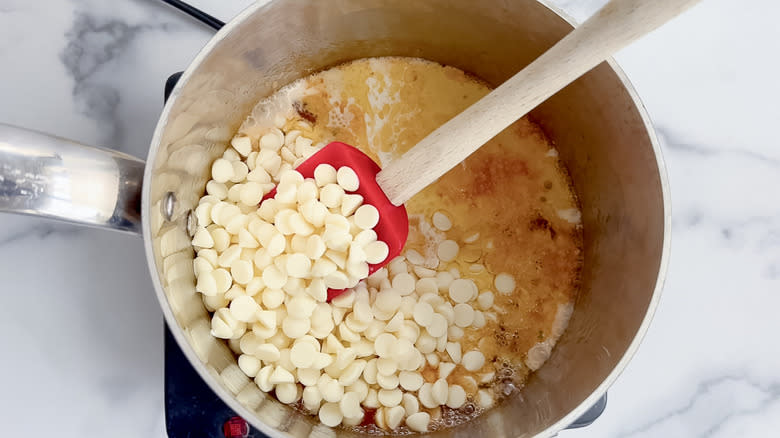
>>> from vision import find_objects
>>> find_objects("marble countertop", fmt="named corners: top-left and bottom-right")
top-left (0, 0), bottom-right (777, 436)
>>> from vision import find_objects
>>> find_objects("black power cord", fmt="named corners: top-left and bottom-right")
top-left (159, 0), bottom-right (225, 30)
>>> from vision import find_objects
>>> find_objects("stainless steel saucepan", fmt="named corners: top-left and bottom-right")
top-left (0, 1), bottom-right (670, 436)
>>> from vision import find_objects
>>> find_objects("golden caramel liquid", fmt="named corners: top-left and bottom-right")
top-left (239, 57), bottom-right (583, 430)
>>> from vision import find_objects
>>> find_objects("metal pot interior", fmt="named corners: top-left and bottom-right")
top-left (143, 0), bottom-right (668, 436)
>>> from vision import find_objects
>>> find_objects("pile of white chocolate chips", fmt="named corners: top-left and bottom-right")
top-left (191, 117), bottom-right (516, 432)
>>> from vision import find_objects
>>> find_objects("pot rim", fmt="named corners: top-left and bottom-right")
top-left (141, 1), bottom-right (671, 436)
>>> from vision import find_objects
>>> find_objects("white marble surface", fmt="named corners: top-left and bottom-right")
top-left (0, 0), bottom-right (777, 436)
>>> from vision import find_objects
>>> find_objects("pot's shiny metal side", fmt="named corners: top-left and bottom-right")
top-left (143, 1), bottom-right (670, 437)
top-left (0, 124), bottom-right (144, 233)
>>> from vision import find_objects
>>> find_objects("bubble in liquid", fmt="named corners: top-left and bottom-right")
top-left (499, 367), bottom-right (514, 379)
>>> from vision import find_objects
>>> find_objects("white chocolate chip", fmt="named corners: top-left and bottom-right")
top-left (276, 383), bottom-right (300, 404)
top-left (375, 407), bottom-right (387, 429)
top-left (426, 313), bottom-right (447, 338)
top-left (439, 362), bottom-right (456, 380)
top-left (290, 342), bottom-right (317, 368)
top-left (324, 271), bottom-right (349, 289)
top-left (212, 269), bottom-right (233, 294)
top-left (445, 342), bottom-right (462, 364)
top-left (298, 368), bottom-right (321, 387)
top-left (254, 365), bottom-right (274, 392)
top-left (230, 260), bottom-right (254, 285)
top-left (374, 290), bottom-right (402, 315)
top-left (238, 229), bottom-right (259, 248)
top-left (495, 272), bottom-right (516, 294)
top-left (289, 212), bottom-right (314, 236)
top-left (432, 211), bottom-right (452, 231)
top-left (302, 385), bottom-right (322, 413)
top-left (477, 389), bottom-right (494, 409)
top-left (446, 385), bottom-right (467, 408)
top-left (384, 312), bottom-right (404, 332)
top-left (282, 317), bottom-right (310, 339)
top-left (351, 231), bottom-right (375, 249)
top-left (230, 161), bottom-right (249, 183)
top-left (211, 158), bottom-right (234, 183)
top-left (431, 378), bottom-right (448, 405)
top-left (339, 391), bottom-right (363, 419)
top-left (354, 204), bottom-right (379, 230)
top-left (320, 184), bottom-right (344, 209)
top-left (319, 375), bottom-right (345, 403)
top-left (404, 249), bottom-right (425, 266)
top-left (449, 278), bottom-right (477, 304)
top-left (374, 333), bottom-right (398, 358)
top-left (341, 194), bottom-right (364, 216)
top-left (391, 273), bottom-right (416, 296)
top-left (318, 402), bottom-right (343, 427)
top-left (255, 343), bottom-right (281, 362)
top-left (363, 388), bottom-right (380, 409)
top-left (347, 380), bottom-right (369, 402)
top-left (269, 367), bottom-right (295, 385)
top-left (402, 393), bottom-right (419, 416)
top-left (426, 353), bottom-right (440, 367)
top-left (238, 354), bottom-right (261, 378)
top-left (336, 166), bottom-right (360, 191)
top-left (435, 271), bottom-right (454, 291)
top-left (260, 129), bottom-right (284, 151)
top-left (362, 359), bottom-right (378, 385)
top-left (246, 167), bottom-right (271, 183)
top-left (206, 181), bottom-right (228, 200)
top-left (385, 405), bottom-right (405, 430)
top-left (414, 278), bottom-right (437, 296)
top-left (378, 388), bottom-right (403, 407)
top-left (479, 371), bottom-right (496, 384)
top-left (314, 164), bottom-right (337, 187)
top-left (262, 265), bottom-right (287, 289)
top-left (229, 295), bottom-right (259, 322)
top-left (376, 358), bottom-right (398, 376)
top-left (462, 350), bottom-right (486, 371)
top-left (415, 333), bottom-right (436, 354)
top-left (448, 325), bottom-right (464, 341)
top-left (285, 253), bottom-right (312, 278)
top-left (398, 371), bottom-right (424, 391)
top-left (418, 382), bottom-right (437, 409)
top-left (260, 288), bottom-right (284, 309)
top-left (478, 291), bottom-right (495, 310)
top-left (435, 302), bottom-right (454, 325)
top-left (364, 241), bottom-right (389, 264)
top-left (192, 228), bottom-right (214, 248)
top-left (453, 303), bottom-right (475, 327)
top-left (406, 412), bottom-right (431, 432)
top-left (463, 232), bottom-right (480, 243)
top-left (338, 360), bottom-right (367, 386)
top-left (376, 372), bottom-right (399, 390)
top-left (437, 240), bottom-right (459, 262)
top-left (412, 302), bottom-right (434, 327)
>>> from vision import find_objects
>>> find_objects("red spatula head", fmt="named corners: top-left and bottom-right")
top-left (264, 142), bottom-right (408, 300)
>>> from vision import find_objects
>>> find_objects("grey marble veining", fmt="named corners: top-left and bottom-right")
top-left (613, 374), bottom-right (780, 437)
top-left (0, 0), bottom-right (778, 436)
top-left (61, 14), bottom-right (152, 148)
top-left (58, 5), bottom-right (194, 151)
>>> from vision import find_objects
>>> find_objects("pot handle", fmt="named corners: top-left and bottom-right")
top-left (0, 123), bottom-right (145, 234)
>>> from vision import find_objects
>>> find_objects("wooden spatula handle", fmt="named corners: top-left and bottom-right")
top-left (376, 0), bottom-right (701, 206)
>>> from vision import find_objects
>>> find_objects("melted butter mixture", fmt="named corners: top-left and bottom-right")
top-left (239, 56), bottom-right (582, 427)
